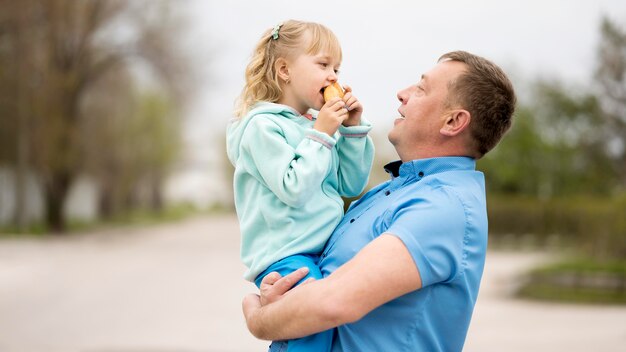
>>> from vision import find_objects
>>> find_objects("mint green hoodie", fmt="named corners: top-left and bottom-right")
top-left (226, 102), bottom-right (374, 281)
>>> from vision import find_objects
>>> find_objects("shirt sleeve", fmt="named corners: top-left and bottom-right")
top-left (384, 188), bottom-right (467, 287)
top-left (239, 116), bottom-right (334, 208)
top-left (335, 118), bottom-right (375, 197)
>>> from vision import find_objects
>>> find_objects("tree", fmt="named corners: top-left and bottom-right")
top-left (0, 0), bottom-right (36, 231)
top-left (595, 17), bottom-right (626, 191)
top-left (0, 0), bottom-right (193, 232)
top-left (478, 80), bottom-right (618, 198)
top-left (132, 92), bottom-right (182, 213)
top-left (81, 73), bottom-right (182, 219)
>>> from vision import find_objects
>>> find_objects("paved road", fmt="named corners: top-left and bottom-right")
top-left (0, 215), bottom-right (624, 351)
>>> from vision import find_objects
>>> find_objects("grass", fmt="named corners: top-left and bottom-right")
top-left (0, 202), bottom-right (233, 237)
top-left (518, 284), bottom-right (626, 304)
top-left (517, 257), bottom-right (626, 304)
top-left (531, 258), bottom-right (626, 275)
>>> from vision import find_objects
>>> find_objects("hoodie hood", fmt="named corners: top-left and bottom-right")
top-left (227, 102), bottom-right (314, 165)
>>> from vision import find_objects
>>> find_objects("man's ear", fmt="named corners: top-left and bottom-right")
top-left (440, 109), bottom-right (471, 137)
top-left (275, 58), bottom-right (290, 82)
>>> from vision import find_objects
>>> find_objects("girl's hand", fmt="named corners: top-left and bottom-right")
top-left (314, 98), bottom-right (349, 136)
top-left (341, 85), bottom-right (363, 127)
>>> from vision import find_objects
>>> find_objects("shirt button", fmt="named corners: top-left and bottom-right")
top-left (384, 190), bottom-right (390, 196)
top-left (349, 218), bottom-right (355, 223)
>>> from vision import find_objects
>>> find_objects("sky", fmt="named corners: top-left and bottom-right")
top-left (166, 0), bottom-right (626, 206)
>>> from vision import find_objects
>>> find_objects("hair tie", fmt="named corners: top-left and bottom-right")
top-left (271, 23), bottom-right (283, 40)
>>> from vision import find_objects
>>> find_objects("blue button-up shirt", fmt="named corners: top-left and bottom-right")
top-left (319, 156), bottom-right (488, 352)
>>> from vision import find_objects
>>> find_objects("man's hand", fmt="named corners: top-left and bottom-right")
top-left (242, 267), bottom-right (312, 338)
top-left (260, 267), bottom-right (311, 305)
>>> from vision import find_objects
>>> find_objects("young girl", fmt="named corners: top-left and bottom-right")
top-left (226, 20), bottom-right (374, 352)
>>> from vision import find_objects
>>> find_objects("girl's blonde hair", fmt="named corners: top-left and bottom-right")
top-left (234, 20), bottom-right (342, 118)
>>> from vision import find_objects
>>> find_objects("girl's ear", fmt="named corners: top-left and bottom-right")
top-left (275, 58), bottom-right (290, 83)
top-left (440, 109), bottom-right (471, 137)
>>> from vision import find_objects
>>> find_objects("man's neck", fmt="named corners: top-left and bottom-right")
top-left (399, 150), bottom-right (473, 163)
top-left (398, 141), bottom-right (473, 162)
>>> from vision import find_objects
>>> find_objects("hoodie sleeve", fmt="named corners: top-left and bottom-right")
top-left (335, 118), bottom-right (375, 197)
top-left (239, 116), bottom-right (334, 208)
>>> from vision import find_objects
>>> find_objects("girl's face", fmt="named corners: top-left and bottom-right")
top-left (278, 49), bottom-right (341, 114)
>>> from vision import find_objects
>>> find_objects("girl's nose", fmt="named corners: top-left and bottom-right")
top-left (328, 71), bottom-right (338, 82)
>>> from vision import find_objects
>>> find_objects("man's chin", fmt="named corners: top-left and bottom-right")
top-left (387, 131), bottom-right (397, 146)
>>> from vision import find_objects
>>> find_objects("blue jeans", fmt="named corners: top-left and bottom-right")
top-left (255, 254), bottom-right (333, 352)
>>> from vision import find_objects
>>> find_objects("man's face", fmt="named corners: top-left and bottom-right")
top-left (388, 60), bottom-right (466, 159)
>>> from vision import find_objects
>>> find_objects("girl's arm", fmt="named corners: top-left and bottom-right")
top-left (335, 121), bottom-right (375, 197)
top-left (239, 116), bottom-right (335, 208)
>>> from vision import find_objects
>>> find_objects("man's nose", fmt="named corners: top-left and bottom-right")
top-left (397, 88), bottom-right (408, 104)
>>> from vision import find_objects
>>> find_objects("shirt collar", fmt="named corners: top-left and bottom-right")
top-left (384, 156), bottom-right (476, 179)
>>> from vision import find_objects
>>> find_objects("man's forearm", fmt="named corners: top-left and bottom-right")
top-left (244, 279), bottom-right (351, 340)
top-left (243, 234), bottom-right (423, 341)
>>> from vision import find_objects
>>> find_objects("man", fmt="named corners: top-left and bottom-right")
top-left (243, 51), bottom-right (516, 351)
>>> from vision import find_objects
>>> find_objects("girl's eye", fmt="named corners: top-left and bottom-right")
top-left (334, 69), bottom-right (340, 74)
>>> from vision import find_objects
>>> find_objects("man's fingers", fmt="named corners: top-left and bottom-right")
top-left (258, 267), bottom-right (310, 306)
top-left (273, 267), bottom-right (309, 293)
top-left (261, 271), bottom-right (282, 286)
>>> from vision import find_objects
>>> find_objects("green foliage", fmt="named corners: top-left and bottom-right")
top-left (479, 17), bottom-right (626, 198)
top-left (82, 88), bottom-right (182, 218)
top-left (0, 0), bottom-right (192, 232)
top-left (479, 107), bottom-right (546, 195)
top-left (482, 20), bottom-right (626, 305)
top-left (478, 84), bottom-right (620, 197)
top-left (126, 91), bottom-right (182, 190)
top-left (487, 195), bottom-right (626, 260)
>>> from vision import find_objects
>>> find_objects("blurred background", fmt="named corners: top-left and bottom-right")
top-left (0, 0), bottom-right (625, 351)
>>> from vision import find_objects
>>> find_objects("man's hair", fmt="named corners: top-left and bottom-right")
top-left (439, 51), bottom-right (517, 158)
